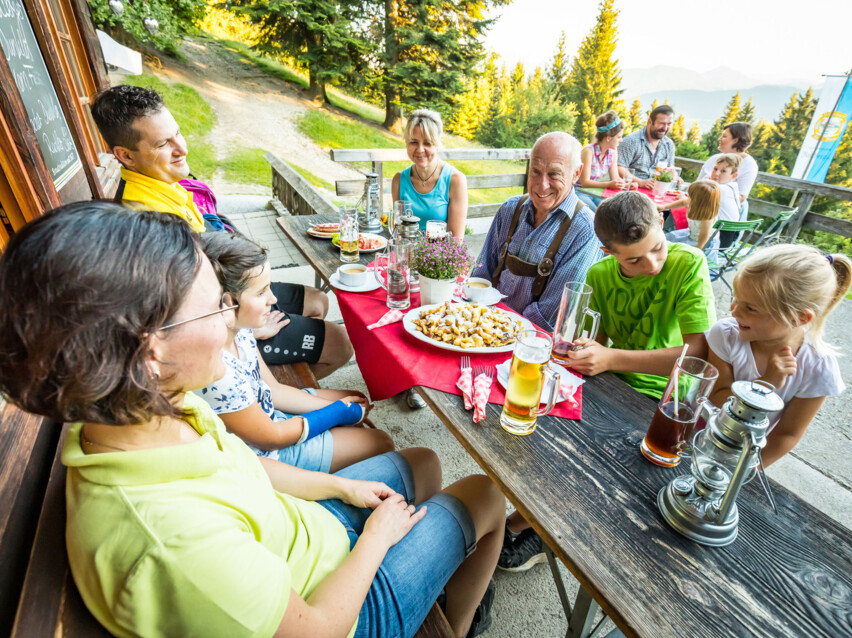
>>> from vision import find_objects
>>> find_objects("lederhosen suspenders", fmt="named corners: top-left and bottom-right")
top-left (490, 196), bottom-right (586, 301)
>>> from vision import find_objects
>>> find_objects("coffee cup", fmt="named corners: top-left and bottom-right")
top-left (463, 277), bottom-right (493, 302)
top-left (338, 264), bottom-right (367, 287)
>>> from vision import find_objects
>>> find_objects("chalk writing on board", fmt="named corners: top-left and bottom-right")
top-left (0, 0), bottom-right (81, 188)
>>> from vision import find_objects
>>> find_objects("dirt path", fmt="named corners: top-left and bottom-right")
top-left (146, 38), bottom-right (366, 196)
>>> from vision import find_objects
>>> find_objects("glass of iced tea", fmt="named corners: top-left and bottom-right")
top-left (501, 330), bottom-right (561, 436)
top-left (551, 282), bottom-right (600, 367)
top-left (339, 206), bottom-right (360, 263)
top-left (641, 356), bottom-right (719, 467)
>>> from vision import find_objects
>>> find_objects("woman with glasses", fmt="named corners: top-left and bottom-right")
top-left (0, 202), bottom-right (503, 638)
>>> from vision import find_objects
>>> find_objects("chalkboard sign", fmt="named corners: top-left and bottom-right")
top-left (0, 0), bottom-right (81, 189)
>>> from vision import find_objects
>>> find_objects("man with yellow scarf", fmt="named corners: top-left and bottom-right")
top-left (91, 85), bottom-right (352, 379)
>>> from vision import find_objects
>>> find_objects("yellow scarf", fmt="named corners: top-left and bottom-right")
top-left (119, 167), bottom-right (206, 233)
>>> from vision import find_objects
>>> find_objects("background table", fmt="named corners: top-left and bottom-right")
top-left (277, 214), bottom-right (852, 637)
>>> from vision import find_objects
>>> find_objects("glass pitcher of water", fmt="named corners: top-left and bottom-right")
top-left (374, 237), bottom-right (411, 309)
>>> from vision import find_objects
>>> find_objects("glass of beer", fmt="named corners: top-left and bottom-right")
top-left (551, 282), bottom-right (600, 367)
top-left (339, 206), bottom-right (359, 263)
top-left (641, 356), bottom-right (719, 467)
top-left (501, 330), bottom-right (561, 435)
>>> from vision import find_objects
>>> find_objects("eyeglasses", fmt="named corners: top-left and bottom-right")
top-left (160, 293), bottom-right (239, 331)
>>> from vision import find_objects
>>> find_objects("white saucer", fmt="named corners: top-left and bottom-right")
top-left (330, 271), bottom-right (381, 293)
top-left (453, 288), bottom-right (506, 306)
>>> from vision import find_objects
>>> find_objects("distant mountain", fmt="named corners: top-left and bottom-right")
top-left (636, 85), bottom-right (805, 133)
top-left (621, 65), bottom-right (765, 95)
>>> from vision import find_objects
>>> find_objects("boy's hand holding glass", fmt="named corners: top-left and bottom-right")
top-left (565, 337), bottom-right (612, 376)
top-left (760, 346), bottom-right (797, 390)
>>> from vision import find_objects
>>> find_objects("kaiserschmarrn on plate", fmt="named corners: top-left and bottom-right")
top-left (411, 302), bottom-right (523, 349)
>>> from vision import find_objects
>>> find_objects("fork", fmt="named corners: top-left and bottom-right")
top-left (461, 355), bottom-right (470, 372)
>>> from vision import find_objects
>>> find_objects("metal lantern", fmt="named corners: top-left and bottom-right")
top-left (108, 0), bottom-right (125, 18)
top-left (657, 380), bottom-right (784, 547)
top-left (354, 172), bottom-right (382, 233)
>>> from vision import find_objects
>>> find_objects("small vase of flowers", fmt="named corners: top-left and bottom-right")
top-left (410, 236), bottom-right (474, 305)
top-left (652, 166), bottom-right (674, 201)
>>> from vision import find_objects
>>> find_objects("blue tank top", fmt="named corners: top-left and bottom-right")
top-left (399, 162), bottom-right (455, 230)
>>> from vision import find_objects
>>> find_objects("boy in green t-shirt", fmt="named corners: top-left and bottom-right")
top-left (566, 190), bottom-right (716, 397)
top-left (497, 191), bottom-right (716, 574)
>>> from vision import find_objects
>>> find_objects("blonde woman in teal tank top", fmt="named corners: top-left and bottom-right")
top-left (392, 109), bottom-right (468, 239)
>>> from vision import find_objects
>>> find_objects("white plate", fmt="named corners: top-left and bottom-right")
top-left (402, 303), bottom-right (534, 354)
top-left (329, 271), bottom-right (382, 293)
top-left (307, 227), bottom-right (337, 238)
top-left (496, 359), bottom-right (579, 398)
top-left (332, 233), bottom-right (388, 253)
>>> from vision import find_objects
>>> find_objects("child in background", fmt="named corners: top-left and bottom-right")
top-left (709, 153), bottom-right (742, 248)
top-left (665, 181), bottom-right (722, 261)
top-left (706, 244), bottom-right (850, 466)
top-left (196, 232), bottom-right (394, 472)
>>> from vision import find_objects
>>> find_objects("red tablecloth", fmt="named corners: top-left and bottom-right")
top-left (336, 288), bottom-right (582, 420)
top-left (603, 187), bottom-right (688, 230)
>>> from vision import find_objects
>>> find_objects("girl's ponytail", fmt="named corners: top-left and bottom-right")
top-left (826, 253), bottom-right (852, 317)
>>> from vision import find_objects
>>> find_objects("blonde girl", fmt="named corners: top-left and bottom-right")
top-left (196, 232), bottom-right (394, 472)
top-left (685, 180), bottom-right (721, 259)
top-left (706, 245), bottom-right (851, 466)
top-left (391, 108), bottom-right (468, 239)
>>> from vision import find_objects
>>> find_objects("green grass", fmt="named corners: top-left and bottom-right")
top-left (297, 109), bottom-right (525, 204)
top-left (286, 160), bottom-right (333, 190)
top-left (216, 39), bottom-right (310, 89)
top-left (122, 73), bottom-right (219, 180)
top-left (219, 148), bottom-right (270, 185)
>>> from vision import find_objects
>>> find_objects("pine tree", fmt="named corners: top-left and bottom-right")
top-left (366, 0), bottom-right (506, 133)
top-left (547, 32), bottom-right (570, 101)
top-left (565, 0), bottom-right (624, 142)
top-left (530, 67), bottom-right (544, 91)
top-left (228, 0), bottom-right (362, 104)
top-left (626, 97), bottom-right (642, 133)
top-left (645, 98), bottom-right (659, 119)
top-left (446, 54), bottom-right (499, 140)
top-left (669, 113), bottom-right (686, 145)
top-left (703, 92), bottom-right (743, 153)
top-left (687, 121), bottom-right (702, 144)
top-left (738, 98), bottom-right (755, 124)
top-left (511, 62), bottom-right (527, 91)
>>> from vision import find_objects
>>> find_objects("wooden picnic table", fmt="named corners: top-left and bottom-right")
top-left (276, 213), bottom-right (852, 638)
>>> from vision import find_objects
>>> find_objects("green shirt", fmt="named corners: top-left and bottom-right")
top-left (62, 392), bottom-right (353, 638)
top-left (587, 242), bottom-right (715, 398)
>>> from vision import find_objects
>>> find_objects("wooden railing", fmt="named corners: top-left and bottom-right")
top-left (675, 157), bottom-right (852, 240)
top-left (266, 148), bottom-right (852, 242)
top-left (329, 148), bottom-right (530, 219)
top-left (266, 152), bottom-right (337, 216)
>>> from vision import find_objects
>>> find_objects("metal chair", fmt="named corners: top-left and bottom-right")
top-left (754, 209), bottom-right (796, 247)
top-left (705, 219), bottom-right (763, 290)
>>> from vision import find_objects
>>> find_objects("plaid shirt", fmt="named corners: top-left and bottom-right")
top-left (471, 190), bottom-right (603, 331)
top-left (617, 128), bottom-right (676, 179)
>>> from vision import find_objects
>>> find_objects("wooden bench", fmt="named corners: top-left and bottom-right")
top-left (5, 362), bottom-right (451, 637)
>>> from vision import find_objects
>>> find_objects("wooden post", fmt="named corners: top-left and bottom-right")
top-left (522, 158), bottom-right (530, 194)
top-left (372, 160), bottom-right (384, 215)
top-left (786, 191), bottom-right (815, 240)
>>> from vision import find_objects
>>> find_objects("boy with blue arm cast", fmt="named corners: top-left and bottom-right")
top-left (566, 190), bottom-right (716, 397)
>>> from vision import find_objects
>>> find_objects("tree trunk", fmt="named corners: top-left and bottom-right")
top-left (307, 69), bottom-right (328, 105)
top-left (382, 0), bottom-right (402, 133)
top-left (383, 93), bottom-right (402, 133)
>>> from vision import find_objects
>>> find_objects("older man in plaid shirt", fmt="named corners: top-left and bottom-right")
top-left (471, 132), bottom-right (602, 331)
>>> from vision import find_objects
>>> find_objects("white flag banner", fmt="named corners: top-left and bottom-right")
top-left (791, 75), bottom-right (852, 183)
top-left (97, 29), bottom-right (142, 75)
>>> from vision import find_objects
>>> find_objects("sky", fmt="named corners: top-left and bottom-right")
top-left (484, 0), bottom-right (852, 87)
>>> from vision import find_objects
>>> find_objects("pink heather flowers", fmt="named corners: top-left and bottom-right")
top-left (410, 236), bottom-right (474, 280)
